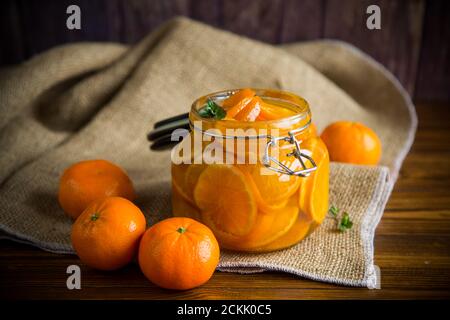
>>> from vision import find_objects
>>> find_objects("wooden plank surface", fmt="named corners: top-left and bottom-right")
top-left (1, 102), bottom-right (449, 300)
top-left (279, 0), bottom-right (324, 42)
top-left (415, 0), bottom-right (450, 102)
top-left (322, 0), bottom-right (425, 96)
top-left (221, 0), bottom-right (284, 44)
top-left (0, 0), bottom-right (25, 65)
top-left (2, 0), bottom-right (442, 102)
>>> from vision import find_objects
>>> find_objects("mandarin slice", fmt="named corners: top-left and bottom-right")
top-left (171, 139), bottom-right (204, 204)
top-left (221, 196), bottom-right (299, 251)
top-left (248, 153), bottom-right (302, 205)
top-left (234, 97), bottom-right (262, 122)
top-left (171, 133), bottom-right (199, 202)
top-left (295, 122), bottom-right (318, 141)
top-left (172, 183), bottom-right (201, 220)
top-left (259, 101), bottom-right (296, 120)
top-left (194, 164), bottom-right (257, 237)
top-left (224, 89), bottom-right (256, 118)
top-left (171, 164), bottom-right (192, 202)
top-left (256, 113), bottom-right (267, 121)
top-left (252, 211), bottom-right (311, 252)
top-left (298, 137), bottom-right (330, 224)
top-left (184, 164), bottom-right (206, 198)
top-left (309, 122), bottom-right (318, 137)
top-left (239, 167), bottom-right (290, 213)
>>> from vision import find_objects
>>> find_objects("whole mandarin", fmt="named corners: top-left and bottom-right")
top-left (138, 217), bottom-right (219, 290)
top-left (320, 121), bottom-right (381, 165)
top-left (59, 159), bottom-right (136, 219)
top-left (71, 196), bottom-right (146, 271)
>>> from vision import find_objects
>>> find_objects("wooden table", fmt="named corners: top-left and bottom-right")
top-left (1, 102), bottom-right (449, 300)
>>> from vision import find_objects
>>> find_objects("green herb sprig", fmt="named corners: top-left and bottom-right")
top-left (198, 99), bottom-right (226, 120)
top-left (329, 205), bottom-right (339, 218)
top-left (338, 212), bottom-right (353, 231)
top-left (328, 205), bottom-right (353, 232)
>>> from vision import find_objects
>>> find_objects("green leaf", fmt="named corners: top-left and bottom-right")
top-left (329, 205), bottom-right (339, 218)
top-left (198, 106), bottom-right (211, 117)
top-left (338, 212), bottom-right (353, 232)
top-left (212, 103), bottom-right (226, 119)
top-left (329, 205), bottom-right (353, 232)
top-left (198, 99), bottom-right (226, 120)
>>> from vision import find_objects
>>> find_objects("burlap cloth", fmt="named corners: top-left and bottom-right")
top-left (0, 18), bottom-right (416, 288)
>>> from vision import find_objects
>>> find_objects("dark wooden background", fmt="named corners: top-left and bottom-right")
top-left (1, 0), bottom-right (449, 102)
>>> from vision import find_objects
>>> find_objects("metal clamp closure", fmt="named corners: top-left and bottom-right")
top-left (262, 131), bottom-right (317, 177)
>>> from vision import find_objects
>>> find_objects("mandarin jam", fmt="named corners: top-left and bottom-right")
top-left (171, 89), bottom-right (329, 252)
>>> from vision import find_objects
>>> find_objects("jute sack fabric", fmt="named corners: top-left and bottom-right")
top-left (0, 18), bottom-right (416, 288)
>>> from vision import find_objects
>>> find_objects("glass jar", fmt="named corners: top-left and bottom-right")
top-left (171, 89), bottom-right (329, 252)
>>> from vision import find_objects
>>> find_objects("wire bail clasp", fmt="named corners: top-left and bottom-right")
top-left (262, 130), bottom-right (317, 177)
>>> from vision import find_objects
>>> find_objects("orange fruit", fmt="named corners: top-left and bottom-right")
top-left (298, 137), bottom-right (329, 224)
top-left (59, 159), bottom-right (136, 219)
top-left (194, 164), bottom-right (257, 238)
top-left (138, 217), bottom-right (219, 290)
top-left (71, 197), bottom-right (146, 271)
top-left (223, 88), bottom-right (256, 118)
top-left (172, 183), bottom-right (201, 220)
top-left (320, 121), bottom-right (382, 165)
